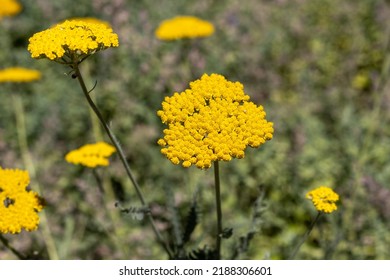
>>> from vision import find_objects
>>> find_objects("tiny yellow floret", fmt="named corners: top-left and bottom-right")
top-left (0, 0), bottom-right (22, 19)
top-left (65, 142), bottom-right (116, 168)
top-left (155, 16), bottom-right (214, 40)
top-left (157, 73), bottom-right (274, 169)
top-left (0, 167), bottom-right (44, 234)
top-left (27, 20), bottom-right (119, 63)
top-left (0, 67), bottom-right (41, 83)
top-left (306, 186), bottom-right (339, 213)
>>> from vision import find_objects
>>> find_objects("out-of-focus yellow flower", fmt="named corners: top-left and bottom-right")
top-left (27, 20), bottom-right (119, 63)
top-left (0, 67), bottom-right (41, 83)
top-left (155, 16), bottom-right (214, 40)
top-left (306, 186), bottom-right (339, 213)
top-left (0, 167), bottom-right (44, 234)
top-left (157, 73), bottom-right (274, 169)
top-left (0, 0), bottom-right (22, 19)
top-left (65, 142), bottom-right (116, 168)
top-left (352, 72), bottom-right (370, 90)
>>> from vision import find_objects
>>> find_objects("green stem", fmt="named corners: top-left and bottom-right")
top-left (213, 161), bottom-right (222, 259)
top-left (0, 234), bottom-right (26, 259)
top-left (289, 212), bottom-right (322, 260)
top-left (12, 94), bottom-right (59, 260)
top-left (92, 168), bottom-right (105, 195)
top-left (73, 64), bottom-right (173, 259)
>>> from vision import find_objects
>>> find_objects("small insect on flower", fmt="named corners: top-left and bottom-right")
top-left (27, 20), bottom-right (119, 64)
top-left (0, 167), bottom-right (45, 234)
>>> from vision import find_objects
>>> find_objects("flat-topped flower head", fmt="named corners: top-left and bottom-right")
top-left (306, 186), bottom-right (339, 213)
top-left (27, 20), bottom-right (119, 63)
top-left (60, 17), bottom-right (112, 29)
top-left (0, 167), bottom-right (44, 234)
top-left (65, 142), bottom-right (116, 168)
top-left (0, 0), bottom-right (22, 19)
top-left (157, 73), bottom-right (274, 169)
top-left (155, 16), bottom-right (214, 40)
top-left (0, 67), bottom-right (41, 83)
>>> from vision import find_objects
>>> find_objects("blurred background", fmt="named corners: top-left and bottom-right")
top-left (1, 0), bottom-right (390, 259)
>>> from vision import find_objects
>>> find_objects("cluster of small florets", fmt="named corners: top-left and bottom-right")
top-left (157, 73), bottom-right (274, 169)
top-left (306, 186), bottom-right (339, 213)
top-left (155, 16), bottom-right (214, 40)
top-left (65, 142), bottom-right (116, 168)
top-left (0, 67), bottom-right (41, 83)
top-left (27, 20), bottom-right (119, 62)
top-left (0, 167), bottom-right (44, 234)
top-left (62, 17), bottom-right (112, 28)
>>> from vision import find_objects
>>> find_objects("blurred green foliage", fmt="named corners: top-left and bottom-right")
top-left (1, 0), bottom-right (390, 259)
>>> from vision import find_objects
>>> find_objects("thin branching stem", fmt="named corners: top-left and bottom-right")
top-left (0, 234), bottom-right (26, 259)
top-left (213, 161), bottom-right (223, 259)
top-left (289, 212), bottom-right (322, 260)
top-left (73, 64), bottom-right (173, 259)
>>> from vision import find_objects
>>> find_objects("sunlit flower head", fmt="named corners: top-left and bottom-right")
top-left (155, 16), bottom-right (214, 41)
top-left (59, 17), bottom-right (112, 29)
top-left (306, 186), bottom-right (339, 213)
top-left (0, 0), bottom-right (22, 19)
top-left (27, 20), bottom-right (119, 63)
top-left (0, 67), bottom-right (41, 83)
top-left (0, 167), bottom-right (44, 234)
top-left (65, 142), bottom-right (116, 168)
top-left (157, 73), bottom-right (274, 169)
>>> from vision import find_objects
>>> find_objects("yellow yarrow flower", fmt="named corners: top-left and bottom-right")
top-left (155, 16), bottom-right (214, 40)
top-left (0, 0), bottom-right (22, 19)
top-left (157, 73), bottom-right (274, 169)
top-left (306, 186), bottom-right (339, 214)
top-left (65, 142), bottom-right (116, 168)
top-left (59, 17), bottom-right (113, 29)
top-left (0, 67), bottom-right (41, 83)
top-left (0, 167), bottom-right (44, 234)
top-left (27, 20), bottom-right (119, 63)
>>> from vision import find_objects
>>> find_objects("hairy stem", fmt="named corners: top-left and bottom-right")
top-left (289, 212), bottom-right (322, 259)
top-left (0, 234), bottom-right (26, 259)
top-left (12, 94), bottom-right (59, 260)
top-left (213, 161), bottom-right (222, 259)
top-left (73, 64), bottom-right (173, 259)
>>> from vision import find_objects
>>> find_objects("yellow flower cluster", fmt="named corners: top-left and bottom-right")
top-left (306, 186), bottom-right (339, 213)
top-left (0, 0), bottom-right (22, 19)
top-left (0, 167), bottom-right (44, 234)
top-left (27, 20), bottom-right (119, 62)
top-left (155, 16), bottom-right (214, 40)
top-left (157, 73), bottom-right (274, 169)
top-left (63, 17), bottom-right (112, 29)
top-left (0, 67), bottom-right (41, 83)
top-left (65, 142), bottom-right (116, 168)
